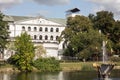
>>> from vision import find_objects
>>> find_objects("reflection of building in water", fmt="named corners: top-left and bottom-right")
top-left (0, 73), bottom-right (10, 80)
top-left (58, 72), bottom-right (64, 80)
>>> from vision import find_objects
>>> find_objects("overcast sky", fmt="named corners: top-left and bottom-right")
top-left (1, 0), bottom-right (120, 19)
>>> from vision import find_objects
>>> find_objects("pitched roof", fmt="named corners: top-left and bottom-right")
top-left (11, 16), bottom-right (34, 21)
top-left (3, 15), bottom-right (66, 25)
top-left (47, 18), bottom-right (66, 26)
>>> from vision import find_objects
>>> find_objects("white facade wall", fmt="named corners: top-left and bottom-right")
top-left (4, 17), bottom-right (65, 60)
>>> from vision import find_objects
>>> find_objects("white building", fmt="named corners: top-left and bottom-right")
top-left (2, 15), bottom-right (66, 60)
top-left (0, 8), bottom-right (80, 60)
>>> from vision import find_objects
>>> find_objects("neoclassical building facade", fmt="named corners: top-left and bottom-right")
top-left (2, 15), bottom-right (66, 60)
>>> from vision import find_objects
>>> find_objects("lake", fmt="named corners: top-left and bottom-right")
top-left (0, 70), bottom-right (120, 80)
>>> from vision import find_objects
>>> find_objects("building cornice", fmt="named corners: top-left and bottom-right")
top-left (11, 23), bottom-right (66, 27)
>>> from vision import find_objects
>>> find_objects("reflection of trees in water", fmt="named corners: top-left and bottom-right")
top-left (0, 73), bottom-right (11, 80)
top-left (0, 71), bottom-right (120, 80)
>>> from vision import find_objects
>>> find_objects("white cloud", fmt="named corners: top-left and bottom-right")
top-left (32, 0), bottom-right (70, 6)
top-left (87, 0), bottom-right (120, 19)
top-left (0, 0), bottom-right (22, 10)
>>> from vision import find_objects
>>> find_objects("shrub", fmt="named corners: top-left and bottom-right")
top-left (109, 56), bottom-right (120, 62)
top-left (80, 63), bottom-right (94, 71)
top-left (33, 57), bottom-right (61, 72)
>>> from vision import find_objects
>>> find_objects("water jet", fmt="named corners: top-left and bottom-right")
top-left (93, 41), bottom-right (115, 80)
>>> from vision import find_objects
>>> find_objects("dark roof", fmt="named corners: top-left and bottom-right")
top-left (66, 8), bottom-right (80, 13)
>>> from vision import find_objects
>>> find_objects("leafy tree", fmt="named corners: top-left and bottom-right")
top-left (70, 29), bottom-right (108, 60)
top-left (89, 11), bottom-right (115, 41)
top-left (112, 21), bottom-right (120, 55)
top-left (61, 15), bottom-right (109, 60)
top-left (9, 32), bottom-right (35, 72)
top-left (34, 44), bottom-right (46, 60)
top-left (89, 11), bottom-right (120, 55)
top-left (61, 15), bottom-right (93, 50)
top-left (0, 12), bottom-right (9, 58)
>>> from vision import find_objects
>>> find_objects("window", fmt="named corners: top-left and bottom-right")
top-left (45, 35), bottom-right (48, 40)
top-left (22, 26), bottom-right (25, 31)
top-left (39, 27), bottom-right (42, 31)
top-left (39, 35), bottom-right (42, 40)
top-left (56, 36), bottom-right (59, 40)
top-left (50, 28), bottom-right (53, 32)
top-left (34, 27), bottom-right (37, 31)
top-left (56, 28), bottom-right (59, 32)
top-left (45, 27), bottom-right (48, 32)
top-left (50, 36), bottom-right (53, 40)
top-left (28, 27), bottom-right (31, 31)
top-left (34, 35), bottom-right (37, 40)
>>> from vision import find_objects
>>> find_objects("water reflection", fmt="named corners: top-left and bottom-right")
top-left (0, 70), bottom-right (120, 80)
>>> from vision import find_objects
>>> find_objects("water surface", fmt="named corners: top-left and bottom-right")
top-left (0, 70), bottom-right (120, 80)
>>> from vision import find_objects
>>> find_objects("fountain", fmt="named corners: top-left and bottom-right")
top-left (93, 41), bottom-right (115, 80)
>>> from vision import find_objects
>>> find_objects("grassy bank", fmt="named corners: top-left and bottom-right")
top-left (60, 62), bottom-right (95, 71)
top-left (0, 62), bottom-right (120, 72)
top-left (60, 62), bottom-right (120, 71)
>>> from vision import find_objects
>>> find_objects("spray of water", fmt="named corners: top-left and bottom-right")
top-left (102, 41), bottom-right (108, 63)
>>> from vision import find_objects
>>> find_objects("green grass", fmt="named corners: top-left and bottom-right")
top-left (60, 62), bottom-right (95, 71)
top-left (0, 64), bottom-right (13, 68)
top-left (60, 62), bottom-right (120, 71)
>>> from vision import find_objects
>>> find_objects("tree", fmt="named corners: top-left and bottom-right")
top-left (112, 21), bottom-right (120, 55)
top-left (61, 15), bottom-right (108, 60)
top-left (89, 11), bottom-right (120, 55)
top-left (89, 11), bottom-right (115, 39)
top-left (61, 15), bottom-right (93, 57)
top-left (34, 44), bottom-right (46, 60)
top-left (0, 12), bottom-right (9, 59)
top-left (9, 32), bottom-right (35, 72)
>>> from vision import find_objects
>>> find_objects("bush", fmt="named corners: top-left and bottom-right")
top-left (33, 57), bottom-right (61, 72)
top-left (80, 63), bottom-right (94, 71)
top-left (109, 56), bottom-right (120, 62)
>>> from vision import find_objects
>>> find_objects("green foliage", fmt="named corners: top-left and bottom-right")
top-left (61, 15), bottom-right (94, 57)
top-left (61, 15), bottom-right (108, 60)
top-left (67, 15), bottom-right (93, 32)
top-left (80, 63), bottom-right (94, 71)
top-left (109, 56), bottom-right (120, 62)
top-left (89, 10), bottom-right (120, 55)
top-left (90, 11), bottom-right (115, 34)
top-left (0, 12), bottom-right (9, 54)
top-left (8, 32), bottom-right (35, 72)
top-left (112, 21), bottom-right (120, 55)
top-left (33, 57), bottom-right (61, 72)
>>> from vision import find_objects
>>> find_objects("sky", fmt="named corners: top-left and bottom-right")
top-left (1, 0), bottom-right (120, 19)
